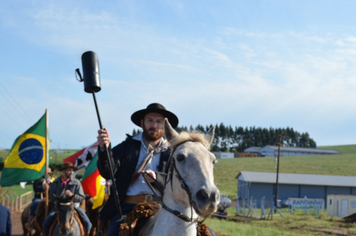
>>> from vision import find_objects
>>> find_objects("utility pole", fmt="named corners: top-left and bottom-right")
top-left (274, 134), bottom-right (282, 213)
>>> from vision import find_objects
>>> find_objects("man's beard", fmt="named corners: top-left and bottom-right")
top-left (142, 124), bottom-right (164, 142)
top-left (65, 172), bottom-right (72, 179)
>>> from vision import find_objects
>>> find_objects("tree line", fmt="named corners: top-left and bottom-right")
top-left (132, 123), bottom-right (317, 152)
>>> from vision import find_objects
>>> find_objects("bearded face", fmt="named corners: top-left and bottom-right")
top-left (141, 112), bottom-right (165, 142)
top-left (62, 168), bottom-right (74, 180)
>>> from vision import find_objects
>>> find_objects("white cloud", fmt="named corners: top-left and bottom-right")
top-left (1, 1), bottom-right (356, 147)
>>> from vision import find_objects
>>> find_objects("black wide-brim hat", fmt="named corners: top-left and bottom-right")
top-left (131, 103), bottom-right (179, 128)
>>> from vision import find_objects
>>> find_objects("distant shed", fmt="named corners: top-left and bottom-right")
top-left (244, 147), bottom-right (262, 153)
top-left (236, 171), bottom-right (356, 207)
top-left (327, 194), bottom-right (356, 217)
top-left (213, 152), bottom-right (234, 159)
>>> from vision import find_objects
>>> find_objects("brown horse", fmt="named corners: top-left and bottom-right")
top-left (85, 193), bottom-right (110, 236)
top-left (21, 199), bottom-right (54, 236)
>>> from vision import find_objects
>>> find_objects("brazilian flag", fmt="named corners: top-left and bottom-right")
top-left (0, 113), bottom-right (48, 187)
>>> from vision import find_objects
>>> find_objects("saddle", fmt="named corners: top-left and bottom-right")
top-left (118, 201), bottom-right (212, 236)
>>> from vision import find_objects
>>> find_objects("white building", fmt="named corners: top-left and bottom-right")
top-left (327, 194), bottom-right (356, 218)
top-left (213, 152), bottom-right (234, 159)
top-left (244, 145), bottom-right (340, 157)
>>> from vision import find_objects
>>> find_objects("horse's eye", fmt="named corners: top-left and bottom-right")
top-left (176, 154), bottom-right (185, 162)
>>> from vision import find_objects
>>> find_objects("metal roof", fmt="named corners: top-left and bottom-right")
top-left (244, 146), bottom-right (262, 150)
top-left (236, 171), bottom-right (356, 187)
top-left (261, 146), bottom-right (340, 154)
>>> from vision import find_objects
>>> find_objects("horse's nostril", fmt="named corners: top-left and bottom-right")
top-left (196, 189), bottom-right (209, 202)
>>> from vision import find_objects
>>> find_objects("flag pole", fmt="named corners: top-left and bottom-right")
top-left (45, 109), bottom-right (49, 217)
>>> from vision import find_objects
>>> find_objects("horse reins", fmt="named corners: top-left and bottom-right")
top-left (144, 140), bottom-right (209, 224)
top-left (58, 202), bottom-right (75, 233)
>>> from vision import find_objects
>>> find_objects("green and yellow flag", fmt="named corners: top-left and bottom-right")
top-left (0, 112), bottom-right (48, 187)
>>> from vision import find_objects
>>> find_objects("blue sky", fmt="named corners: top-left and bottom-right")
top-left (0, 1), bottom-right (355, 150)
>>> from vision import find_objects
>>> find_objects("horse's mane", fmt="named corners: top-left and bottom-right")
top-left (169, 131), bottom-right (211, 150)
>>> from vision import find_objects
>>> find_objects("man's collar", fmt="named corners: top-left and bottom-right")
top-left (133, 132), bottom-right (142, 141)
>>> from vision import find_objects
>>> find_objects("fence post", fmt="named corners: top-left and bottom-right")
top-left (14, 192), bottom-right (19, 211)
top-left (19, 193), bottom-right (23, 210)
top-left (4, 193), bottom-right (10, 209)
top-left (261, 196), bottom-right (265, 218)
top-left (304, 196), bottom-right (307, 215)
top-left (242, 198), bottom-right (246, 217)
top-left (11, 193), bottom-right (15, 212)
top-left (18, 191), bottom-right (33, 210)
top-left (235, 197), bottom-right (241, 215)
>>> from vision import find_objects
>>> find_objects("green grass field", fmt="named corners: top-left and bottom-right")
top-left (1, 144), bottom-right (356, 235)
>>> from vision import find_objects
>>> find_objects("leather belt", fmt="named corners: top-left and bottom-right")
top-left (124, 194), bottom-right (162, 204)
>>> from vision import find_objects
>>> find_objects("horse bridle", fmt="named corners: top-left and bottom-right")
top-left (144, 140), bottom-right (209, 224)
top-left (57, 202), bottom-right (75, 233)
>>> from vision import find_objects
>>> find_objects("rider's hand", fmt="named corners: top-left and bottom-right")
top-left (143, 170), bottom-right (156, 183)
top-left (97, 128), bottom-right (110, 149)
top-left (65, 190), bottom-right (73, 197)
top-left (43, 182), bottom-right (50, 190)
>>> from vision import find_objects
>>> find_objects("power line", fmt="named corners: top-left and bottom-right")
top-left (0, 134), bottom-right (11, 150)
top-left (0, 82), bottom-right (33, 123)
top-left (0, 106), bottom-right (26, 131)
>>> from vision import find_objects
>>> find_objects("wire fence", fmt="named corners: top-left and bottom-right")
top-left (235, 196), bottom-right (322, 219)
top-left (0, 191), bottom-right (33, 212)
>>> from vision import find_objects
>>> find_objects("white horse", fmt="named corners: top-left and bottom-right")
top-left (123, 118), bottom-right (220, 236)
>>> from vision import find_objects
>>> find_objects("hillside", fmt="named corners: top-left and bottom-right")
top-left (318, 144), bottom-right (356, 154)
top-left (214, 144), bottom-right (356, 198)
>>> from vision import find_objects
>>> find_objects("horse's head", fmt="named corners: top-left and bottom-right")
top-left (164, 118), bottom-right (220, 217)
top-left (54, 193), bottom-right (76, 235)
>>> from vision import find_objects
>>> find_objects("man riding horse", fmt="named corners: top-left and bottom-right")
top-left (42, 162), bottom-right (92, 236)
top-left (25, 167), bottom-right (55, 232)
top-left (96, 103), bottom-right (179, 236)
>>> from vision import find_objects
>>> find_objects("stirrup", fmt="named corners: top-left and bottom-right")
top-left (95, 230), bottom-right (103, 236)
top-left (25, 222), bottom-right (33, 231)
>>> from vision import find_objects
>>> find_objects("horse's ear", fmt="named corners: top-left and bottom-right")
top-left (205, 126), bottom-right (215, 145)
top-left (164, 118), bottom-right (179, 142)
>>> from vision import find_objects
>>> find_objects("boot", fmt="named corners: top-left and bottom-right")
top-left (25, 215), bottom-right (35, 231)
top-left (95, 219), bottom-right (106, 236)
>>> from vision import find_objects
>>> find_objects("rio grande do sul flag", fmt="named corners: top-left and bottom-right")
top-left (0, 112), bottom-right (48, 187)
top-left (81, 151), bottom-right (106, 209)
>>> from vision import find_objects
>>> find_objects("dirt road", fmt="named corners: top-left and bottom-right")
top-left (10, 210), bottom-right (23, 236)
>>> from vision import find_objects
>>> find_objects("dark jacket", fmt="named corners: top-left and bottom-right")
top-left (33, 176), bottom-right (55, 199)
top-left (97, 135), bottom-right (171, 219)
top-left (0, 204), bottom-right (11, 236)
top-left (49, 176), bottom-right (85, 204)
